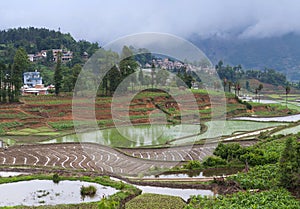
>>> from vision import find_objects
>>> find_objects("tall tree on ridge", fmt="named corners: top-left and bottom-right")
top-left (54, 52), bottom-right (63, 95)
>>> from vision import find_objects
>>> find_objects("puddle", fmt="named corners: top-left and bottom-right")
top-left (0, 180), bottom-right (118, 206)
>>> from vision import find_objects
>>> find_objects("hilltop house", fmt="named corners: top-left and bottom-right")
top-left (27, 50), bottom-right (47, 62)
top-left (52, 49), bottom-right (73, 62)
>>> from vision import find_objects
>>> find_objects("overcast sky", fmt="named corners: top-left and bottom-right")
top-left (1, 0), bottom-right (300, 44)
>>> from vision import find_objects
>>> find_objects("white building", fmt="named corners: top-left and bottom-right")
top-left (23, 71), bottom-right (43, 87)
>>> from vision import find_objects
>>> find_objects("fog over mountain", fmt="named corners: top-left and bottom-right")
top-left (1, 0), bottom-right (300, 42)
top-left (1, 0), bottom-right (300, 80)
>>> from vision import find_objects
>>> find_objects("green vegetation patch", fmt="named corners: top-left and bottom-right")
top-left (7, 126), bottom-right (61, 136)
top-left (187, 189), bottom-right (300, 209)
top-left (126, 193), bottom-right (186, 209)
top-left (0, 122), bottom-right (24, 134)
top-left (229, 164), bottom-right (279, 190)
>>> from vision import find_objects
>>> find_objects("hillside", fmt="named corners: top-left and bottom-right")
top-left (0, 27), bottom-right (99, 64)
top-left (190, 33), bottom-right (300, 81)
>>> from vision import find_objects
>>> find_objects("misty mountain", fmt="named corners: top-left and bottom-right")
top-left (190, 33), bottom-right (300, 81)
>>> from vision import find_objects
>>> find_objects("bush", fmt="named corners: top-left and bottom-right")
top-left (183, 160), bottom-right (202, 170)
top-left (80, 185), bottom-right (97, 197)
top-left (214, 143), bottom-right (246, 161)
top-left (202, 156), bottom-right (227, 167)
top-left (52, 173), bottom-right (60, 184)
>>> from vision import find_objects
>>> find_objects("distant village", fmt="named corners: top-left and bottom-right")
top-left (23, 48), bottom-right (75, 95)
top-left (23, 50), bottom-right (211, 95)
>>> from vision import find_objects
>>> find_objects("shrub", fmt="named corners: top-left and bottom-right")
top-left (202, 156), bottom-right (227, 167)
top-left (183, 160), bottom-right (202, 170)
top-left (80, 185), bottom-right (97, 197)
top-left (214, 142), bottom-right (246, 161)
top-left (52, 173), bottom-right (60, 184)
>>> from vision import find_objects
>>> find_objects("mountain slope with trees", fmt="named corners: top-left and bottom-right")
top-left (0, 27), bottom-right (99, 65)
top-left (190, 33), bottom-right (300, 81)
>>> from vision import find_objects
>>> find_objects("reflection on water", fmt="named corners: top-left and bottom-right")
top-left (144, 167), bottom-right (243, 179)
top-left (109, 177), bottom-right (213, 201)
top-left (0, 180), bottom-right (118, 206)
top-left (43, 124), bottom-right (200, 147)
top-left (234, 114), bottom-right (300, 122)
top-left (0, 172), bottom-right (29, 177)
top-left (135, 185), bottom-right (214, 201)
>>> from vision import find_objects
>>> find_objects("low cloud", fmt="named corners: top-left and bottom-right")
top-left (1, 0), bottom-right (300, 43)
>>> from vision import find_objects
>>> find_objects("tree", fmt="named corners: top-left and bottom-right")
top-left (71, 64), bottom-right (81, 95)
top-left (256, 84), bottom-right (263, 102)
top-left (11, 47), bottom-right (30, 101)
top-left (285, 85), bottom-right (291, 108)
top-left (151, 62), bottom-right (156, 89)
top-left (138, 69), bottom-right (144, 86)
top-left (234, 82), bottom-right (241, 96)
top-left (107, 65), bottom-right (121, 95)
top-left (246, 80), bottom-right (250, 91)
top-left (119, 46), bottom-right (138, 92)
top-left (0, 62), bottom-right (5, 102)
top-left (156, 69), bottom-right (169, 86)
top-left (223, 78), bottom-right (227, 92)
top-left (228, 81), bottom-right (232, 92)
top-left (54, 52), bottom-right (63, 95)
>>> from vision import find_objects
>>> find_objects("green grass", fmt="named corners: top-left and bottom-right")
top-left (0, 122), bottom-right (24, 134)
top-left (7, 127), bottom-right (61, 136)
top-left (125, 193), bottom-right (186, 209)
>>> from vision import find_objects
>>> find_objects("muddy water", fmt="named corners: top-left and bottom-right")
top-left (43, 124), bottom-right (200, 147)
top-left (0, 180), bottom-right (118, 206)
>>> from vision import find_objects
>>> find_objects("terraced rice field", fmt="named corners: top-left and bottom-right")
top-left (0, 140), bottom-right (255, 175)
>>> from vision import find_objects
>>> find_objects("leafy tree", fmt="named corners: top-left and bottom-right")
top-left (255, 84), bottom-right (263, 102)
top-left (223, 78), bottom-right (227, 92)
top-left (151, 62), bottom-right (156, 89)
top-left (245, 80), bottom-right (250, 91)
top-left (107, 65), bottom-right (121, 95)
top-left (54, 52), bottom-right (63, 95)
top-left (0, 62), bottom-right (5, 102)
top-left (138, 69), bottom-right (144, 86)
top-left (71, 64), bottom-right (81, 94)
top-left (143, 75), bottom-right (151, 87)
top-left (119, 46), bottom-right (138, 92)
top-left (11, 47), bottom-right (30, 101)
top-left (156, 69), bottom-right (169, 86)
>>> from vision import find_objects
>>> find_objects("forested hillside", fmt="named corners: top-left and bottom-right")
top-left (0, 27), bottom-right (99, 64)
top-left (190, 33), bottom-right (300, 81)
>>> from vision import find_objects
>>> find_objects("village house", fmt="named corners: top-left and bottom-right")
top-left (22, 71), bottom-right (48, 95)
